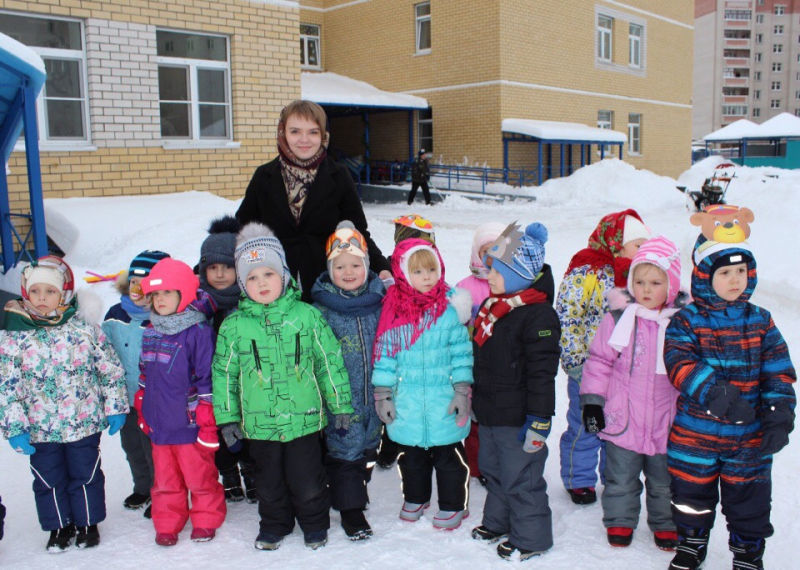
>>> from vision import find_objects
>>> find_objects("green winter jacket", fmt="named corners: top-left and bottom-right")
top-left (212, 285), bottom-right (353, 442)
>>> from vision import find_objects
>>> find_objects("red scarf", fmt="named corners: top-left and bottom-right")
top-left (473, 288), bottom-right (547, 347)
top-left (563, 209), bottom-right (641, 287)
top-left (373, 239), bottom-right (449, 362)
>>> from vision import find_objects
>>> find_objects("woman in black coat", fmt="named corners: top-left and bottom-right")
top-left (236, 100), bottom-right (390, 300)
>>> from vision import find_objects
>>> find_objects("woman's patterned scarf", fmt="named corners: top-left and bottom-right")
top-left (277, 126), bottom-right (329, 223)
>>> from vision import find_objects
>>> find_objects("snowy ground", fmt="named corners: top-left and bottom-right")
top-left (0, 157), bottom-right (798, 569)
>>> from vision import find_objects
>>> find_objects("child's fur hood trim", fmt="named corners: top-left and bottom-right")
top-left (114, 270), bottom-right (130, 295)
top-left (448, 286), bottom-right (472, 325)
top-left (605, 286), bottom-right (693, 312)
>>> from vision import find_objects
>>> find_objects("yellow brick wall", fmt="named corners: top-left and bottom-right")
top-left (2, 0), bottom-right (299, 221)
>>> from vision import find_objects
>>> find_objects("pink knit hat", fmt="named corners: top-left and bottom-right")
top-left (627, 236), bottom-right (681, 307)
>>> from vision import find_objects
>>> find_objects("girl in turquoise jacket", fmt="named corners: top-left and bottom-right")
top-left (372, 238), bottom-right (473, 531)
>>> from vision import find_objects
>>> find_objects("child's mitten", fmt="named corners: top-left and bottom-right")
top-left (518, 415), bottom-right (551, 453)
top-left (134, 389), bottom-right (151, 435)
top-left (107, 413), bottom-right (126, 436)
top-left (760, 404), bottom-right (794, 455)
top-left (726, 397), bottom-right (756, 425)
top-left (582, 404), bottom-right (605, 433)
top-left (334, 414), bottom-right (351, 436)
top-left (195, 401), bottom-right (219, 450)
top-left (705, 384), bottom-right (741, 420)
top-left (447, 383), bottom-right (472, 427)
top-left (220, 423), bottom-right (244, 453)
top-left (8, 433), bottom-right (35, 455)
top-left (374, 387), bottom-right (396, 425)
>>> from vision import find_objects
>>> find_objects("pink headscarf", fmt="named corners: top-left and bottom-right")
top-left (373, 238), bottom-right (449, 361)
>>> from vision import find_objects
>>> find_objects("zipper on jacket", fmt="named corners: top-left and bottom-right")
top-left (295, 333), bottom-right (301, 382)
top-left (357, 317), bottom-right (369, 407)
top-left (251, 339), bottom-right (267, 385)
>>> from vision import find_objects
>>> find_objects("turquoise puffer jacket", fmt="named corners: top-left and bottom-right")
top-left (372, 303), bottom-right (473, 448)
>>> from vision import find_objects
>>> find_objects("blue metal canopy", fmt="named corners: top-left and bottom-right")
top-left (0, 32), bottom-right (47, 272)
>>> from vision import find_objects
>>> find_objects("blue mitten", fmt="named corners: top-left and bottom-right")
top-left (8, 433), bottom-right (36, 455)
top-left (107, 413), bottom-right (126, 436)
top-left (518, 415), bottom-right (551, 453)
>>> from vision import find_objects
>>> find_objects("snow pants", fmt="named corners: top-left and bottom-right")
top-left (398, 443), bottom-right (469, 512)
top-left (326, 448), bottom-right (376, 512)
top-left (465, 420), bottom-right (482, 478)
top-left (119, 408), bottom-right (154, 497)
top-left (150, 443), bottom-right (226, 534)
top-left (668, 420), bottom-right (773, 538)
top-left (29, 432), bottom-right (105, 531)
top-left (250, 432), bottom-right (330, 536)
top-left (559, 368), bottom-right (605, 489)
top-left (479, 425), bottom-right (552, 553)
top-left (602, 442), bottom-right (673, 531)
top-left (214, 431), bottom-right (253, 478)
top-left (407, 181), bottom-right (431, 205)
top-left (0, 495), bottom-right (5, 540)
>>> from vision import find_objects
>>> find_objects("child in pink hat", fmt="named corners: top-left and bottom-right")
top-left (579, 236), bottom-right (687, 551)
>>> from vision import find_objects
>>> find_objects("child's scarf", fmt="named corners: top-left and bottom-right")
top-left (607, 303), bottom-right (680, 374)
top-left (473, 288), bottom-right (547, 346)
top-left (373, 239), bottom-right (448, 362)
top-left (563, 209), bottom-right (642, 287)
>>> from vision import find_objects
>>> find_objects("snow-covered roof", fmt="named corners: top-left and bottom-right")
top-left (704, 114), bottom-right (800, 141)
top-left (703, 119), bottom-right (760, 141)
top-left (301, 72), bottom-right (428, 110)
top-left (502, 118), bottom-right (627, 143)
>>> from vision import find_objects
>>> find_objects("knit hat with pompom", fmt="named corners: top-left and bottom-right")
top-left (485, 221), bottom-right (548, 294)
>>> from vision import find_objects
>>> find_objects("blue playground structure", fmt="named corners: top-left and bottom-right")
top-left (0, 32), bottom-right (47, 273)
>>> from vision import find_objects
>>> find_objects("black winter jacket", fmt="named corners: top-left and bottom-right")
top-left (472, 264), bottom-right (561, 427)
top-left (236, 156), bottom-right (390, 301)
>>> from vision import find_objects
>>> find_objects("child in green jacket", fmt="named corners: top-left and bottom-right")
top-left (212, 222), bottom-right (353, 552)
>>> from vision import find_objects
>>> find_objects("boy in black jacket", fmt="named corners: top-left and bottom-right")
top-left (470, 222), bottom-right (561, 561)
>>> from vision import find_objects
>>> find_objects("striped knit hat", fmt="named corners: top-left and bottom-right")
top-left (129, 250), bottom-right (170, 278)
top-left (627, 236), bottom-right (681, 306)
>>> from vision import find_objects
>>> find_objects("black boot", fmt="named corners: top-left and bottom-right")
top-left (730, 533), bottom-right (765, 570)
top-left (341, 509), bottom-right (372, 541)
top-left (220, 466), bottom-right (244, 502)
top-left (669, 526), bottom-right (710, 570)
top-left (76, 524), bottom-right (100, 548)
top-left (46, 523), bottom-right (76, 553)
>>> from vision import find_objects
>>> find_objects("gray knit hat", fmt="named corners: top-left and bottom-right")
top-left (234, 222), bottom-right (290, 296)
top-left (199, 216), bottom-right (240, 277)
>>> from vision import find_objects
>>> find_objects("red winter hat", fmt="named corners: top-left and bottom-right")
top-left (141, 258), bottom-right (199, 312)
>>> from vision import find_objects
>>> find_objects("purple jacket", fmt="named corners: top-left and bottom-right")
top-left (138, 296), bottom-right (216, 446)
top-left (580, 311), bottom-right (678, 456)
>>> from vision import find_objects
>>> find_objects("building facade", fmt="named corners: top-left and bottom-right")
top-left (693, 0), bottom-right (800, 140)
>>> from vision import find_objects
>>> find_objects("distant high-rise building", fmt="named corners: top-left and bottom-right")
top-left (694, 0), bottom-right (800, 139)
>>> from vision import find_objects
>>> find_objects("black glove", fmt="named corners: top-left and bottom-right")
top-left (760, 404), bottom-right (794, 455)
top-left (706, 384), bottom-right (741, 420)
top-left (582, 404), bottom-right (605, 434)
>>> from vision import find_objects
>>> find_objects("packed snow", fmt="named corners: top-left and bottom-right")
top-left (0, 157), bottom-right (798, 569)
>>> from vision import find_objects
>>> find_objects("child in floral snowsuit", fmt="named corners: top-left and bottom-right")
top-left (0, 256), bottom-right (128, 552)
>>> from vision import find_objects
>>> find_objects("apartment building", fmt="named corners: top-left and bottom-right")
top-left (693, 0), bottom-right (800, 139)
top-left (303, 1), bottom-right (693, 178)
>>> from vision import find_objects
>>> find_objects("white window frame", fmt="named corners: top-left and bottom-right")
top-left (597, 110), bottom-right (613, 154)
top-left (771, 99), bottom-right (781, 109)
top-left (771, 81), bottom-right (782, 91)
top-left (300, 23), bottom-right (321, 69)
top-left (772, 62), bottom-right (782, 72)
top-left (753, 107), bottom-right (761, 118)
top-left (774, 24), bottom-right (784, 35)
top-left (627, 113), bottom-right (641, 156)
top-left (417, 108), bottom-right (433, 152)
top-left (628, 23), bottom-right (643, 68)
top-left (754, 71), bottom-right (762, 80)
top-left (755, 52), bottom-right (763, 62)
top-left (775, 5), bottom-right (785, 16)
top-left (755, 89), bottom-right (761, 100)
top-left (2, 11), bottom-right (91, 149)
top-left (756, 14), bottom-right (764, 24)
top-left (415, 2), bottom-right (431, 54)
top-left (597, 14), bottom-right (613, 62)
top-left (156, 29), bottom-right (232, 143)
top-left (773, 44), bottom-right (783, 54)
top-left (755, 33), bottom-right (763, 44)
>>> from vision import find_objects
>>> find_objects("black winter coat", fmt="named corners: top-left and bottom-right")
top-left (472, 264), bottom-right (561, 427)
top-left (236, 156), bottom-right (390, 301)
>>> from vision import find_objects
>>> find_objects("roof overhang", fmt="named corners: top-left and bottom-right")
top-left (502, 118), bottom-right (626, 144)
top-left (301, 72), bottom-right (428, 111)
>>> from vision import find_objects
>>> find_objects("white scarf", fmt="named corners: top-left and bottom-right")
top-left (607, 303), bottom-right (679, 374)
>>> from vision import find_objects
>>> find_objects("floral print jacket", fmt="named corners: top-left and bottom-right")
top-left (0, 316), bottom-right (128, 443)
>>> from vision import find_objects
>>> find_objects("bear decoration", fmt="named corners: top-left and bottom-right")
top-left (690, 204), bottom-right (754, 266)
top-left (485, 221), bottom-right (524, 267)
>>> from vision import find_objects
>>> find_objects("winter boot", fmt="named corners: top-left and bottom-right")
top-left (471, 525), bottom-right (508, 543)
top-left (432, 509), bottom-right (469, 530)
top-left (46, 524), bottom-right (76, 553)
top-left (254, 530), bottom-right (283, 551)
top-left (155, 532), bottom-right (178, 547)
top-left (240, 461), bottom-right (257, 504)
top-left (143, 504), bottom-right (152, 519)
top-left (75, 524), bottom-right (100, 548)
top-left (220, 466), bottom-right (244, 502)
top-left (567, 487), bottom-right (597, 505)
top-left (399, 501), bottom-right (430, 522)
top-left (304, 529), bottom-right (328, 550)
top-left (341, 509), bottom-right (373, 541)
top-left (191, 528), bottom-right (216, 542)
top-left (729, 533), bottom-right (765, 570)
top-left (497, 540), bottom-right (545, 561)
top-left (654, 530), bottom-right (679, 551)
top-left (123, 492), bottom-right (151, 510)
top-left (669, 526), bottom-right (710, 570)
top-left (607, 526), bottom-right (633, 547)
